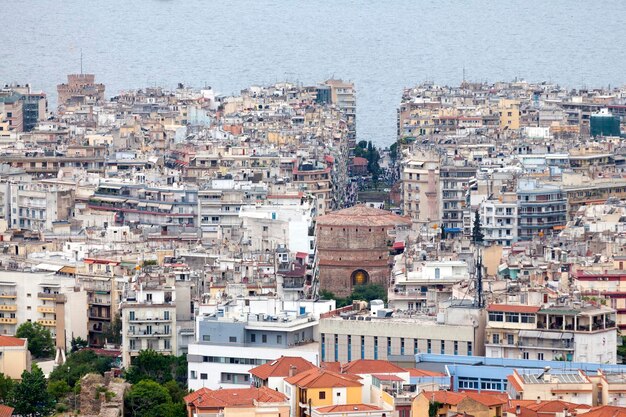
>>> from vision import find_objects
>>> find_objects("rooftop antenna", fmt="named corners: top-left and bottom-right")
top-left (80, 49), bottom-right (83, 75)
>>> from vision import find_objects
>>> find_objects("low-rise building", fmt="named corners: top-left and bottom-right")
top-left (0, 335), bottom-right (31, 379)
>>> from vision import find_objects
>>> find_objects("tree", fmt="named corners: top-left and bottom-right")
top-left (124, 380), bottom-right (173, 417)
top-left (124, 351), bottom-right (187, 388)
top-left (349, 283), bottom-right (387, 304)
top-left (70, 336), bottom-right (88, 353)
top-left (103, 316), bottom-right (122, 345)
top-left (9, 365), bottom-right (55, 417)
top-left (0, 372), bottom-right (14, 403)
top-left (49, 349), bottom-right (114, 388)
top-left (47, 380), bottom-right (71, 400)
top-left (472, 209), bottom-right (484, 244)
top-left (15, 322), bottom-right (54, 359)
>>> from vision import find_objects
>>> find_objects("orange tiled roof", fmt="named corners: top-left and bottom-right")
top-left (320, 362), bottom-right (341, 373)
top-left (0, 404), bottom-right (13, 417)
top-left (184, 386), bottom-right (287, 409)
top-left (249, 356), bottom-right (316, 380)
top-left (575, 406), bottom-right (626, 417)
top-left (0, 335), bottom-right (26, 347)
top-left (285, 367), bottom-right (362, 389)
top-left (421, 391), bottom-right (466, 405)
top-left (316, 404), bottom-right (383, 413)
top-left (463, 391), bottom-right (508, 406)
top-left (342, 359), bottom-right (406, 375)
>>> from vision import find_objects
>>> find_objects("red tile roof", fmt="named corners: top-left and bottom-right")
top-left (487, 304), bottom-right (541, 313)
top-left (0, 404), bottom-right (13, 417)
top-left (285, 367), bottom-right (362, 389)
top-left (566, 405), bottom-right (622, 417)
top-left (249, 356), bottom-right (316, 380)
top-left (351, 157), bottom-right (368, 166)
top-left (0, 335), bottom-right (26, 347)
top-left (342, 359), bottom-right (406, 375)
top-left (316, 404), bottom-right (383, 413)
top-left (184, 386), bottom-right (287, 409)
top-left (320, 361), bottom-right (341, 373)
top-left (421, 391), bottom-right (466, 405)
top-left (463, 391), bottom-right (508, 406)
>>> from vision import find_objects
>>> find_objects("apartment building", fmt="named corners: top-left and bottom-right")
top-left (402, 151), bottom-right (440, 228)
top-left (187, 311), bottom-right (319, 390)
top-left (441, 164), bottom-right (476, 235)
top-left (0, 270), bottom-right (88, 352)
top-left (197, 179), bottom-right (267, 242)
top-left (293, 161), bottom-right (332, 214)
top-left (480, 193), bottom-right (519, 246)
top-left (389, 260), bottom-right (470, 312)
top-left (485, 303), bottom-right (617, 363)
top-left (517, 179), bottom-right (567, 240)
top-left (88, 182), bottom-right (198, 230)
top-left (120, 276), bottom-right (178, 367)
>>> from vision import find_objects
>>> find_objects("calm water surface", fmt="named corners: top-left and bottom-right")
top-left (2, 0), bottom-right (626, 146)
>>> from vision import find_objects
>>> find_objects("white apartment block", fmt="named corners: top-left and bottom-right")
top-left (480, 193), bottom-right (518, 246)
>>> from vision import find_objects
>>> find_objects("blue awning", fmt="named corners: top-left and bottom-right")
top-left (444, 227), bottom-right (463, 233)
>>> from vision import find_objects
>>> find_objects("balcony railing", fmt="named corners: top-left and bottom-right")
top-left (0, 318), bottom-right (17, 324)
top-left (0, 305), bottom-right (17, 311)
top-left (37, 319), bottom-right (56, 327)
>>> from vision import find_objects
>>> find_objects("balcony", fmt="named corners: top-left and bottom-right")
top-left (0, 305), bottom-right (17, 312)
top-left (0, 291), bottom-right (17, 299)
top-left (38, 293), bottom-right (66, 302)
top-left (0, 318), bottom-right (17, 324)
top-left (89, 314), bottom-right (110, 321)
top-left (37, 306), bottom-right (55, 314)
top-left (37, 319), bottom-right (56, 327)
top-left (127, 331), bottom-right (172, 337)
top-left (129, 317), bottom-right (172, 323)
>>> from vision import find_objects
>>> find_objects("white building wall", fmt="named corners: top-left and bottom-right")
top-left (574, 330), bottom-right (617, 364)
top-left (187, 342), bottom-right (319, 390)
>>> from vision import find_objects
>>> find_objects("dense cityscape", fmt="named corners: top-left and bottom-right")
top-left (0, 74), bottom-right (625, 417)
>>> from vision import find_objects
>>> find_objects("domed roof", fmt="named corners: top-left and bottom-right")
top-left (316, 205), bottom-right (411, 227)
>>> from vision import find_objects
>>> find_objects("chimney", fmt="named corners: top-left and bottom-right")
top-left (536, 397), bottom-right (541, 405)
top-left (516, 405), bottom-right (521, 415)
top-left (289, 365), bottom-right (297, 377)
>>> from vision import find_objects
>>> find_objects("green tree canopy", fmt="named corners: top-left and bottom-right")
top-left (472, 209), bottom-right (484, 244)
top-left (9, 365), bottom-right (55, 417)
top-left (0, 372), bottom-right (14, 403)
top-left (124, 379), bottom-right (185, 417)
top-left (70, 336), bottom-right (88, 353)
top-left (15, 322), bottom-right (54, 359)
top-left (103, 315), bottom-right (122, 345)
top-left (49, 349), bottom-right (115, 388)
top-left (321, 283), bottom-right (388, 308)
top-left (124, 350), bottom-right (187, 388)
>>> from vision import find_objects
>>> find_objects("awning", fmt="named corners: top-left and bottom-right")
top-left (393, 241), bottom-right (405, 250)
top-left (444, 227), bottom-right (463, 233)
top-left (100, 185), bottom-right (122, 190)
top-left (159, 204), bottom-right (173, 210)
top-left (137, 202), bottom-right (147, 208)
top-left (519, 330), bottom-right (542, 338)
top-left (94, 197), bottom-right (126, 203)
top-left (34, 263), bottom-right (63, 272)
top-left (58, 266), bottom-right (76, 274)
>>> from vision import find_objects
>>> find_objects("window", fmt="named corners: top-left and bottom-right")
top-left (505, 313), bottom-right (520, 323)
top-left (440, 340), bottom-right (445, 354)
top-left (321, 334), bottom-right (326, 361)
top-left (129, 311), bottom-right (135, 321)
top-left (361, 336), bottom-right (365, 359)
top-left (493, 334), bottom-right (500, 344)
top-left (190, 371), bottom-right (197, 379)
top-left (507, 334), bottom-right (514, 345)
top-left (203, 335), bottom-right (210, 341)
top-left (467, 342), bottom-right (473, 356)
top-left (319, 391), bottom-right (326, 399)
top-left (164, 311), bottom-right (170, 320)
top-left (427, 339), bottom-right (431, 354)
top-left (277, 335), bottom-right (282, 344)
top-left (454, 341), bottom-right (458, 355)
top-left (334, 334), bottom-right (339, 361)
top-left (523, 352), bottom-right (529, 360)
top-left (262, 334), bottom-right (267, 343)
top-left (400, 338), bottom-right (405, 356)
top-left (374, 336), bottom-right (378, 360)
top-left (229, 336), bottom-right (237, 343)
top-left (200, 373), bottom-right (208, 380)
top-left (251, 334), bottom-right (256, 343)
top-left (488, 312), bottom-right (504, 322)
top-left (146, 293), bottom-right (152, 302)
top-left (537, 353), bottom-right (544, 360)
top-left (387, 337), bottom-right (392, 356)
top-left (164, 339), bottom-right (171, 350)
top-left (347, 335), bottom-right (352, 362)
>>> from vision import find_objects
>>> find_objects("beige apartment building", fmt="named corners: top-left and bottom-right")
top-left (401, 150), bottom-right (441, 229)
top-left (0, 335), bottom-right (31, 379)
top-left (0, 270), bottom-right (88, 353)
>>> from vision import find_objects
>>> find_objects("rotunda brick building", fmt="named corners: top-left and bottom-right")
top-left (315, 205), bottom-right (411, 297)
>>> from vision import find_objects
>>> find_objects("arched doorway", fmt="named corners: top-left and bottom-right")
top-left (351, 269), bottom-right (369, 286)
